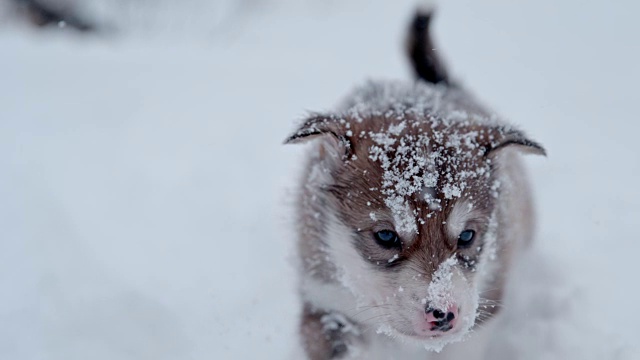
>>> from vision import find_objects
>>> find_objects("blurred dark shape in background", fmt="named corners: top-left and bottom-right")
top-left (2, 0), bottom-right (272, 37)
top-left (8, 0), bottom-right (95, 32)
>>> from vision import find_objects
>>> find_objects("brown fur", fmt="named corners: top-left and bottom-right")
top-left (300, 304), bottom-right (364, 360)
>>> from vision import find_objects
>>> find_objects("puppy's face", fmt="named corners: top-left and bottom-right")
top-left (287, 113), bottom-right (544, 349)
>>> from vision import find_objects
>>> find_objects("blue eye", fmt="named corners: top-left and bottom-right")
top-left (457, 230), bottom-right (475, 248)
top-left (374, 230), bottom-right (400, 248)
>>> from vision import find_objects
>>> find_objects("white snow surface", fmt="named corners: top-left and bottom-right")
top-left (2, 0), bottom-right (640, 359)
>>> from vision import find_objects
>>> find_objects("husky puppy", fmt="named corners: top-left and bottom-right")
top-left (286, 12), bottom-right (545, 360)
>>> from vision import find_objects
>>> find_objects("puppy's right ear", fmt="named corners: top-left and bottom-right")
top-left (284, 114), bottom-right (353, 158)
top-left (284, 114), bottom-right (342, 144)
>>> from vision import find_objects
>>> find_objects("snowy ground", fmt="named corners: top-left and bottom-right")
top-left (1, 0), bottom-right (639, 359)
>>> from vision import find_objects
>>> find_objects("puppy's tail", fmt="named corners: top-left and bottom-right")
top-left (406, 10), bottom-right (450, 85)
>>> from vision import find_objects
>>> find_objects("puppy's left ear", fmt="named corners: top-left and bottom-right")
top-left (485, 127), bottom-right (546, 157)
top-left (284, 113), bottom-right (354, 158)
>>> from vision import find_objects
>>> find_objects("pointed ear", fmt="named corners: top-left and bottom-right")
top-left (284, 114), bottom-right (353, 158)
top-left (485, 127), bottom-right (546, 157)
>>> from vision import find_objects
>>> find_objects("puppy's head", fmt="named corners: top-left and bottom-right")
top-left (287, 110), bottom-right (544, 349)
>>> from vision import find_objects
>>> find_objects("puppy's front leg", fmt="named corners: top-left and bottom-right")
top-left (300, 304), bottom-right (364, 359)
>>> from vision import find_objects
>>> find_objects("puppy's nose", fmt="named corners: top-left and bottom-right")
top-left (425, 305), bottom-right (459, 332)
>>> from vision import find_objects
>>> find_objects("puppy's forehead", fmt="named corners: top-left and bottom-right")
top-left (347, 116), bottom-right (491, 193)
top-left (331, 115), bottom-right (493, 232)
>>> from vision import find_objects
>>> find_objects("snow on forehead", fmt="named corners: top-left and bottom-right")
top-left (338, 80), bottom-right (495, 123)
top-left (341, 80), bottom-right (494, 234)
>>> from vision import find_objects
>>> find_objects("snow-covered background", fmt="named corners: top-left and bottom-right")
top-left (1, 0), bottom-right (639, 359)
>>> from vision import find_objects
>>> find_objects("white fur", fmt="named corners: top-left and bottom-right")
top-left (324, 212), bottom-right (393, 307)
top-left (301, 276), bottom-right (357, 316)
top-left (446, 200), bottom-right (476, 238)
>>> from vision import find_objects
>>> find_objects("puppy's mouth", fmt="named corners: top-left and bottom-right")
top-left (407, 325), bottom-right (463, 340)
top-left (384, 319), bottom-right (465, 340)
top-left (391, 326), bottom-right (467, 349)
top-left (381, 307), bottom-right (473, 349)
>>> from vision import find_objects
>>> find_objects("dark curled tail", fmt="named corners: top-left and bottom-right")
top-left (406, 11), bottom-right (450, 85)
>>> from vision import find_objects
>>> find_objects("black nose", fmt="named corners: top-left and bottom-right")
top-left (426, 307), bottom-right (456, 321)
top-left (446, 312), bottom-right (455, 322)
top-left (425, 306), bottom-right (457, 332)
top-left (432, 309), bottom-right (445, 319)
